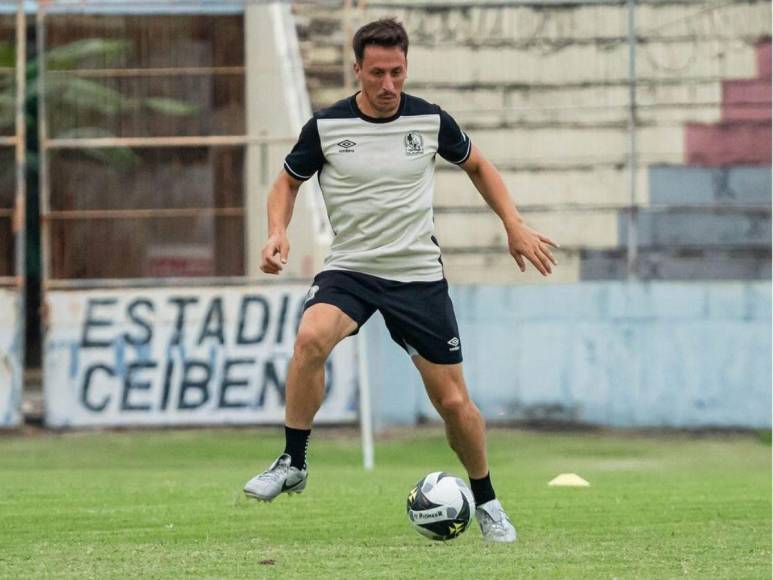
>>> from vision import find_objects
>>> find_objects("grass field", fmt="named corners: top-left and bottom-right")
top-left (0, 427), bottom-right (769, 579)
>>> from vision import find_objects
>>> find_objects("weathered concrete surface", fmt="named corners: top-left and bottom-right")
top-left (579, 248), bottom-right (772, 281)
top-left (580, 164), bottom-right (771, 280)
top-left (0, 288), bottom-right (22, 428)
top-left (436, 210), bottom-right (619, 251)
top-left (366, 2), bottom-right (771, 45)
top-left (408, 42), bottom-right (757, 86)
top-left (366, 281), bottom-right (772, 429)
top-left (722, 79), bottom-right (771, 122)
top-left (443, 251), bottom-right (581, 285)
top-left (434, 165), bottom-right (646, 208)
top-left (649, 166), bottom-right (771, 206)
top-left (685, 40), bottom-right (771, 165)
top-left (618, 208), bottom-right (770, 248)
top-left (466, 126), bottom-right (683, 167)
top-left (686, 122), bottom-right (771, 166)
top-left (293, 2), bottom-right (770, 284)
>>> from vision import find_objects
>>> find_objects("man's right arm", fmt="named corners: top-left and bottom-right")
top-left (263, 115), bottom-right (323, 274)
top-left (260, 169), bottom-right (304, 275)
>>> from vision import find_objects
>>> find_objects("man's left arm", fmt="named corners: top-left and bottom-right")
top-left (460, 144), bottom-right (559, 276)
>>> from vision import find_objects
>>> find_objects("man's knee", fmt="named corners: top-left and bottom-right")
top-left (436, 395), bottom-right (477, 422)
top-left (293, 327), bottom-right (333, 363)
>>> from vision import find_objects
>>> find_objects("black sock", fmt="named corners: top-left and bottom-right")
top-left (469, 472), bottom-right (496, 506)
top-left (283, 426), bottom-right (311, 470)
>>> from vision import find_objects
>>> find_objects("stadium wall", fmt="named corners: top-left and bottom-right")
top-left (42, 286), bottom-right (359, 428)
top-left (0, 289), bottom-right (22, 428)
top-left (365, 281), bottom-right (772, 430)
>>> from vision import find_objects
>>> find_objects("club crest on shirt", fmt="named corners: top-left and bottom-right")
top-left (404, 132), bottom-right (424, 155)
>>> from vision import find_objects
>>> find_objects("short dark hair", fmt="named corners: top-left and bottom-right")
top-left (352, 18), bottom-right (409, 63)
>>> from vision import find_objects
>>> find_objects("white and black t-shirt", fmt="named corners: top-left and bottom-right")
top-left (284, 91), bottom-right (472, 283)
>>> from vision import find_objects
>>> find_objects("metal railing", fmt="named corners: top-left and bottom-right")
top-left (0, 1), bottom-right (24, 291)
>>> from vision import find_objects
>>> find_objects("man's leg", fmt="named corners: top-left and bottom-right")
top-left (412, 356), bottom-right (488, 479)
top-left (412, 355), bottom-right (516, 542)
top-left (244, 302), bottom-right (357, 501)
top-left (285, 303), bottom-right (358, 429)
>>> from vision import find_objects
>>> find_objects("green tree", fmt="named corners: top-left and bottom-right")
top-left (0, 37), bottom-right (197, 168)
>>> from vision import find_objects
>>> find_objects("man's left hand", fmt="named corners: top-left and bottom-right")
top-left (506, 222), bottom-right (559, 276)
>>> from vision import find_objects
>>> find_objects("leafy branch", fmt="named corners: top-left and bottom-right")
top-left (0, 38), bottom-right (198, 168)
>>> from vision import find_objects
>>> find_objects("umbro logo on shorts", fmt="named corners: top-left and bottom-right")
top-left (447, 337), bottom-right (460, 351)
top-left (305, 285), bottom-right (319, 303)
top-left (337, 139), bottom-right (356, 152)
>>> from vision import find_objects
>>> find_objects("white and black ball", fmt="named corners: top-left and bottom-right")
top-left (406, 471), bottom-right (474, 541)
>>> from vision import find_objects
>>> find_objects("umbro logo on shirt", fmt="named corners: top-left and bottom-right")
top-left (447, 337), bottom-right (460, 351)
top-left (337, 139), bottom-right (356, 152)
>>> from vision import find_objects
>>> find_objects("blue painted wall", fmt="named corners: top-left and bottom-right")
top-left (363, 282), bottom-right (772, 430)
top-left (649, 166), bottom-right (771, 206)
top-left (581, 165), bottom-right (771, 281)
top-left (618, 209), bottom-right (770, 248)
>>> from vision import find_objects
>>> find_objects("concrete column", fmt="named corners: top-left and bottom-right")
top-left (244, 2), bottom-right (331, 279)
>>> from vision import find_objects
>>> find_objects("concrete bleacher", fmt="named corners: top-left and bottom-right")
top-left (620, 206), bottom-right (770, 248)
top-left (581, 165), bottom-right (771, 279)
top-left (686, 40), bottom-right (771, 166)
top-left (626, 165), bottom-right (771, 249)
top-left (649, 165), bottom-right (771, 207)
top-left (587, 37), bottom-right (772, 280)
top-left (293, 0), bottom-right (771, 283)
top-left (580, 247), bottom-right (772, 280)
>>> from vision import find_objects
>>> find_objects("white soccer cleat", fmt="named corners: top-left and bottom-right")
top-left (475, 498), bottom-right (517, 543)
top-left (243, 453), bottom-right (308, 502)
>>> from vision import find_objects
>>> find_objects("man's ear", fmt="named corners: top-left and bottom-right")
top-left (353, 60), bottom-right (361, 80)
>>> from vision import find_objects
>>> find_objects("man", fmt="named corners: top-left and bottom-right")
top-left (244, 18), bottom-right (558, 543)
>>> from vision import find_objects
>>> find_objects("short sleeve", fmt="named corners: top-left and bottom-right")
top-left (437, 108), bottom-right (472, 165)
top-left (284, 117), bottom-right (324, 181)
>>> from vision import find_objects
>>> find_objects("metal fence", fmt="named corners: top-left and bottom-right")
top-left (37, 4), bottom-right (250, 287)
top-left (0, 1), bottom-right (24, 290)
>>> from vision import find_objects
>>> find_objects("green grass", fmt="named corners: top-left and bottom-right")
top-left (0, 428), bottom-right (769, 579)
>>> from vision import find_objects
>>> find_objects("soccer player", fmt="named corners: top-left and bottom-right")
top-left (244, 18), bottom-right (558, 543)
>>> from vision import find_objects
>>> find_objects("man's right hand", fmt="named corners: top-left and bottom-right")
top-left (260, 233), bottom-right (290, 275)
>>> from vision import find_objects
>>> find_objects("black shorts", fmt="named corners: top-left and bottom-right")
top-left (303, 270), bottom-right (463, 365)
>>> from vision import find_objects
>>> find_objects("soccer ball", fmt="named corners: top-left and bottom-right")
top-left (406, 471), bottom-right (474, 541)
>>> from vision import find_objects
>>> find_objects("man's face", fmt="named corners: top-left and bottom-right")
top-left (354, 44), bottom-right (407, 114)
